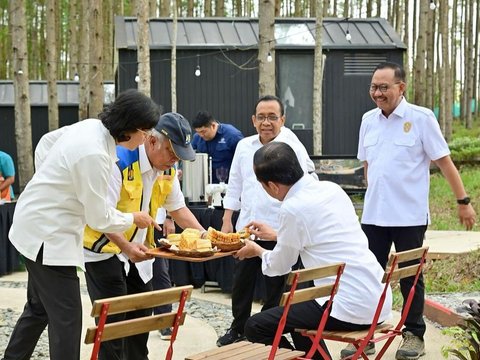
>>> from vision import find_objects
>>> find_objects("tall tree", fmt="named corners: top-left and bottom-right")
top-left (46, 0), bottom-right (59, 131)
top-left (78, 0), bottom-right (89, 120)
top-left (10, 0), bottom-right (34, 189)
top-left (103, 0), bottom-right (114, 80)
top-left (413, 0), bottom-right (428, 106)
top-left (258, 0), bottom-right (275, 96)
top-left (439, 0), bottom-right (453, 140)
top-left (88, 0), bottom-right (104, 118)
top-left (215, 0), bottom-right (225, 16)
top-left (313, 0), bottom-right (324, 155)
top-left (204, 0), bottom-right (211, 16)
top-left (425, 3), bottom-right (435, 110)
top-left (403, 0), bottom-right (410, 86)
top-left (171, 0), bottom-right (178, 112)
top-left (463, 0), bottom-right (474, 128)
top-left (137, 0), bottom-right (151, 96)
top-left (68, 0), bottom-right (79, 80)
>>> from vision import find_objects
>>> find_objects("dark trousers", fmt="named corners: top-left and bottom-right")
top-left (3, 247), bottom-right (82, 360)
top-left (245, 300), bottom-right (370, 360)
top-left (230, 240), bottom-right (286, 334)
top-left (362, 224), bottom-right (427, 338)
top-left (152, 257), bottom-right (172, 315)
top-left (85, 256), bottom-right (152, 360)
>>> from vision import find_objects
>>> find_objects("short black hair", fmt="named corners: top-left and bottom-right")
top-left (192, 110), bottom-right (215, 129)
top-left (99, 89), bottom-right (161, 142)
top-left (253, 95), bottom-right (284, 116)
top-left (373, 62), bottom-right (406, 82)
top-left (253, 142), bottom-right (303, 185)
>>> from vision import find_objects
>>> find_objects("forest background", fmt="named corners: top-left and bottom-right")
top-left (2, 0), bottom-right (480, 192)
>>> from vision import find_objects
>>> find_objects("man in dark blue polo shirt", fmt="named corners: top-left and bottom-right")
top-left (192, 110), bottom-right (244, 183)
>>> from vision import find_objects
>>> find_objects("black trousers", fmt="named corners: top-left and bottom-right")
top-left (245, 300), bottom-right (370, 360)
top-left (2, 247), bottom-right (82, 360)
top-left (85, 256), bottom-right (153, 360)
top-left (152, 257), bottom-right (172, 315)
top-left (362, 224), bottom-right (427, 338)
top-left (230, 240), bottom-right (286, 334)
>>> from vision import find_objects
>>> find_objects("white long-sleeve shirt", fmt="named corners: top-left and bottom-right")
top-left (9, 119), bottom-right (134, 270)
top-left (261, 175), bottom-right (392, 325)
top-left (223, 128), bottom-right (311, 231)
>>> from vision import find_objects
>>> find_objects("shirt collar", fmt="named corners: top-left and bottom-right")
top-left (138, 144), bottom-right (155, 175)
top-left (252, 126), bottom-right (287, 146)
top-left (284, 175), bottom-right (310, 202)
top-left (391, 97), bottom-right (408, 119)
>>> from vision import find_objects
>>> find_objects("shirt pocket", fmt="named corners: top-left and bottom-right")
top-left (363, 134), bottom-right (379, 162)
top-left (393, 135), bottom-right (417, 161)
top-left (123, 180), bottom-right (142, 201)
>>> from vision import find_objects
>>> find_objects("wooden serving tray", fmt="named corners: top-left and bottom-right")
top-left (146, 247), bottom-right (238, 262)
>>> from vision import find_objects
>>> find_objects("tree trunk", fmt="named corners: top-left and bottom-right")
top-left (258, 0), bottom-right (275, 97)
top-left (403, 0), bottom-right (409, 86)
top-left (440, 0), bottom-right (453, 140)
top-left (161, 0), bottom-right (171, 16)
top-left (78, 0), bottom-right (89, 120)
top-left (343, 0), bottom-right (349, 17)
top-left (171, 0), bottom-right (178, 112)
top-left (103, 0), bottom-right (114, 80)
top-left (413, 0), bottom-right (428, 106)
top-left (46, 0), bottom-right (59, 131)
top-left (88, 0), bottom-right (104, 118)
top-left (451, 0), bottom-right (458, 119)
top-left (464, 0), bottom-right (474, 128)
top-left (137, 0), bottom-right (151, 96)
top-left (204, 0), bottom-right (211, 16)
top-left (313, 0), bottom-right (323, 155)
top-left (10, 0), bottom-right (34, 190)
top-left (149, 0), bottom-right (158, 16)
top-left (425, 4), bottom-right (435, 110)
top-left (215, 0), bottom-right (224, 16)
top-left (68, 0), bottom-right (79, 80)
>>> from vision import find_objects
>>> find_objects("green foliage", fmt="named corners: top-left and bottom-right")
top-left (449, 137), bottom-right (480, 162)
top-left (444, 300), bottom-right (480, 360)
top-left (423, 250), bottom-right (480, 293)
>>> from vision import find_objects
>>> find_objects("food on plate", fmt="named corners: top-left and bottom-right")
top-left (207, 226), bottom-right (249, 243)
top-left (179, 229), bottom-right (213, 252)
top-left (166, 233), bottom-right (181, 245)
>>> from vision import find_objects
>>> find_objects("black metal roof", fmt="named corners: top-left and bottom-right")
top-left (0, 81), bottom-right (115, 106)
top-left (115, 17), bottom-right (406, 51)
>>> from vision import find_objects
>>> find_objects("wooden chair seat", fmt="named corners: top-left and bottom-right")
top-left (185, 341), bottom-right (305, 360)
top-left (185, 263), bottom-right (346, 360)
top-left (298, 323), bottom-right (393, 342)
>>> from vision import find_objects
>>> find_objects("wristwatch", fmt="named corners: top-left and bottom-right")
top-left (457, 197), bottom-right (471, 205)
top-left (165, 214), bottom-right (173, 220)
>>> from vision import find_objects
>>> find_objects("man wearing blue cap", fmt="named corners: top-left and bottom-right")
top-left (83, 112), bottom-right (207, 360)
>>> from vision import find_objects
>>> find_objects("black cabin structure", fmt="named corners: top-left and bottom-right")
top-left (115, 16), bottom-right (406, 155)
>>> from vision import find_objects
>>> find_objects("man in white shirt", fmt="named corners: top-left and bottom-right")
top-left (235, 142), bottom-right (391, 359)
top-left (83, 113), bottom-right (207, 360)
top-left (217, 95), bottom-right (314, 346)
top-left (357, 62), bottom-right (476, 360)
top-left (3, 90), bottom-right (161, 360)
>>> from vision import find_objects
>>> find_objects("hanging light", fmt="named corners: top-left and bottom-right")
top-left (134, 73), bottom-right (140, 83)
top-left (429, 0), bottom-right (436, 10)
top-left (17, 69), bottom-right (23, 75)
top-left (73, 73), bottom-right (79, 81)
top-left (345, 30), bottom-right (352, 41)
top-left (267, 52), bottom-right (273, 62)
top-left (195, 54), bottom-right (201, 77)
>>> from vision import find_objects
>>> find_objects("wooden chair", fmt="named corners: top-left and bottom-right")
top-left (84, 285), bottom-right (193, 360)
top-left (297, 246), bottom-right (429, 360)
top-left (185, 262), bottom-right (345, 360)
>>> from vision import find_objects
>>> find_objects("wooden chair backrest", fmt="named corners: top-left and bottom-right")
top-left (280, 263), bottom-right (345, 307)
top-left (383, 246), bottom-right (429, 284)
top-left (84, 285), bottom-right (193, 344)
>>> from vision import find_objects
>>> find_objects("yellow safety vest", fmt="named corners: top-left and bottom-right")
top-left (83, 147), bottom-right (175, 253)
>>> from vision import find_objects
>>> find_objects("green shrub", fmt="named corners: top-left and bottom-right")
top-left (449, 137), bottom-right (480, 162)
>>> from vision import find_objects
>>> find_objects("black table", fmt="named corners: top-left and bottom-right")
top-left (0, 202), bottom-right (21, 276)
top-left (169, 207), bottom-right (268, 300)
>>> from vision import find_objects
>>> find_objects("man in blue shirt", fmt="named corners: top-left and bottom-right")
top-left (0, 150), bottom-right (15, 200)
top-left (191, 111), bottom-right (243, 183)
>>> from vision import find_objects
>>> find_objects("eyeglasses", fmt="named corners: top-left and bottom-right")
top-left (137, 128), bottom-right (152, 138)
top-left (255, 115), bottom-right (280, 123)
top-left (369, 82), bottom-right (401, 93)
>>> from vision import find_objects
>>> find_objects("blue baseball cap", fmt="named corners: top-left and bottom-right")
top-left (155, 112), bottom-right (196, 161)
